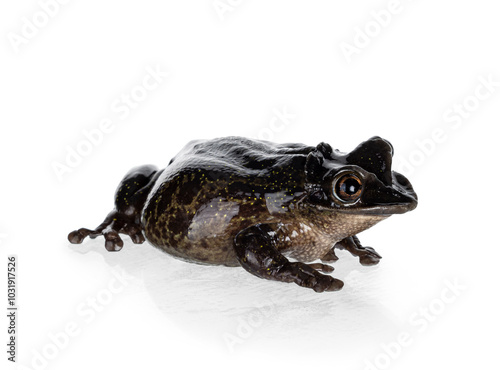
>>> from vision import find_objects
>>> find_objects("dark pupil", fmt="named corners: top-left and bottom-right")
top-left (341, 178), bottom-right (359, 195)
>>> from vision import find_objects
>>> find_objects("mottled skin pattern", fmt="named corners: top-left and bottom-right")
top-left (68, 136), bottom-right (418, 292)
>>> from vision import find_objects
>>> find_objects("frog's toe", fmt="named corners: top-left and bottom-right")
top-left (359, 254), bottom-right (381, 266)
top-left (307, 263), bottom-right (334, 273)
top-left (68, 228), bottom-right (94, 244)
top-left (130, 232), bottom-right (145, 244)
top-left (121, 223), bottom-right (145, 244)
top-left (357, 246), bottom-right (382, 266)
top-left (312, 275), bottom-right (344, 293)
top-left (68, 227), bottom-right (105, 244)
top-left (291, 265), bottom-right (341, 292)
top-left (364, 246), bottom-right (382, 258)
top-left (324, 277), bottom-right (344, 292)
top-left (103, 230), bottom-right (124, 251)
top-left (320, 249), bottom-right (339, 263)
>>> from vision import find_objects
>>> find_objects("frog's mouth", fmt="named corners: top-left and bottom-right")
top-left (329, 170), bottom-right (418, 216)
top-left (355, 170), bottom-right (418, 215)
top-left (310, 200), bottom-right (416, 217)
top-left (338, 201), bottom-right (417, 216)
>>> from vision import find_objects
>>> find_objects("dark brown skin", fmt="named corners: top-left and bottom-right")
top-left (68, 136), bottom-right (417, 292)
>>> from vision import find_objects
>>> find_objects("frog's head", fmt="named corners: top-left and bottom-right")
top-left (304, 136), bottom-right (417, 216)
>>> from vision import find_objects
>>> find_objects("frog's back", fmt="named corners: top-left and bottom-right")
top-left (142, 136), bottom-right (314, 266)
top-left (170, 136), bottom-right (314, 173)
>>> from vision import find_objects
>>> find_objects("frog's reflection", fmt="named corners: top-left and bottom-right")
top-left (70, 239), bottom-right (402, 355)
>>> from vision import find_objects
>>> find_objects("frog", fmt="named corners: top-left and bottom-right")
top-left (68, 136), bottom-right (417, 292)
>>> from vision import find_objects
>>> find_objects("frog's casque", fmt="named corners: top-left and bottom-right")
top-left (68, 136), bottom-right (417, 292)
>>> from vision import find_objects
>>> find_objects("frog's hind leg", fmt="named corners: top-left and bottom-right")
top-left (68, 211), bottom-right (144, 251)
top-left (68, 165), bottom-right (160, 251)
top-left (234, 224), bottom-right (343, 292)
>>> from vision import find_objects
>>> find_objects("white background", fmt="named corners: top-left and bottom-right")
top-left (1, 1), bottom-right (499, 369)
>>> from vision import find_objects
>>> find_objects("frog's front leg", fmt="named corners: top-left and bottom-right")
top-left (234, 224), bottom-right (343, 292)
top-left (68, 165), bottom-right (159, 251)
top-left (335, 235), bottom-right (382, 266)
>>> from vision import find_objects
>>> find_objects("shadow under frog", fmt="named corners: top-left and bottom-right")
top-left (69, 238), bottom-right (404, 353)
top-left (67, 136), bottom-right (417, 352)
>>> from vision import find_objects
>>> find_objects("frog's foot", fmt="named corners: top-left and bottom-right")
top-left (336, 235), bottom-right (382, 266)
top-left (235, 224), bottom-right (343, 292)
top-left (68, 210), bottom-right (145, 252)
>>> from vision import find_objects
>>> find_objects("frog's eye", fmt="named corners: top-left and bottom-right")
top-left (333, 173), bottom-right (363, 202)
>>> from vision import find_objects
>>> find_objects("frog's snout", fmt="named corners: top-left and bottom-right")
top-left (392, 171), bottom-right (418, 211)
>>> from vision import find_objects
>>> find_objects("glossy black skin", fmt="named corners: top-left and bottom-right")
top-left (68, 136), bottom-right (417, 292)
